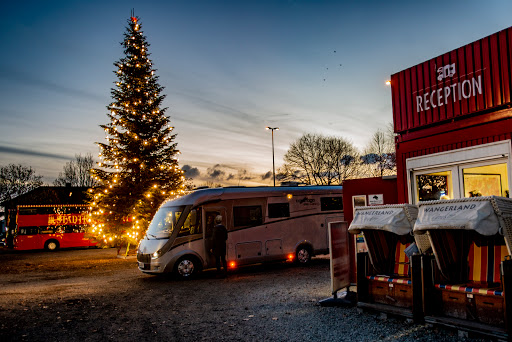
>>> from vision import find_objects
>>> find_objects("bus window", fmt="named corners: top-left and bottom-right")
top-left (268, 203), bottom-right (290, 218)
top-left (61, 225), bottom-right (83, 233)
top-left (233, 206), bottom-right (262, 227)
top-left (39, 227), bottom-right (56, 234)
top-left (19, 227), bottom-right (39, 235)
top-left (320, 197), bottom-right (343, 211)
top-left (19, 208), bottom-right (37, 215)
top-left (178, 208), bottom-right (202, 237)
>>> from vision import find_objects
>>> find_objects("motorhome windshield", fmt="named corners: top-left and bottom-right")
top-left (145, 206), bottom-right (186, 239)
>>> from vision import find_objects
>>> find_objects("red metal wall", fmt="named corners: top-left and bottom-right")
top-left (342, 177), bottom-right (399, 224)
top-left (391, 26), bottom-right (512, 137)
top-left (342, 177), bottom-right (398, 283)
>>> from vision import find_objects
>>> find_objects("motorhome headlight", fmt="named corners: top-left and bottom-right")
top-left (152, 250), bottom-right (162, 259)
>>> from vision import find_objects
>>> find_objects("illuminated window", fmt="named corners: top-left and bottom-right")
top-left (178, 208), bottom-right (202, 237)
top-left (408, 141), bottom-right (511, 203)
top-left (416, 170), bottom-right (453, 202)
top-left (462, 163), bottom-right (508, 198)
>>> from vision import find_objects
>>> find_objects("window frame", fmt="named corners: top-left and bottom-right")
top-left (268, 203), bottom-right (290, 218)
top-left (177, 207), bottom-right (202, 237)
top-left (320, 197), bottom-right (343, 211)
top-left (407, 140), bottom-right (512, 204)
top-left (233, 205), bottom-right (263, 228)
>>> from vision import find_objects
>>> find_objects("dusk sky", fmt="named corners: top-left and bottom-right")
top-left (2, 0), bottom-right (512, 186)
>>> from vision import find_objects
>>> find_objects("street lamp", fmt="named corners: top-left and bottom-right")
top-left (265, 126), bottom-right (279, 187)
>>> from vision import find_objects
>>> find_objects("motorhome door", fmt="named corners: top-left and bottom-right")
top-left (204, 208), bottom-right (226, 268)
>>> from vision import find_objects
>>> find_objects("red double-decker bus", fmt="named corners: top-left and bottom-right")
top-left (12, 204), bottom-right (98, 251)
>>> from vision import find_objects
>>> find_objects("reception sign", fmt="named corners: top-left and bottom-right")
top-left (391, 26), bottom-right (512, 134)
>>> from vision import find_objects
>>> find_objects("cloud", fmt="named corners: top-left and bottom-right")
top-left (206, 164), bottom-right (259, 182)
top-left (0, 67), bottom-right (105, 103)
top-left (182, 164), bottom-right (200, 178)
top-left (237, 169), bottom-right (252, 181)
top-left (225, 169), bottom-right (253, 182)
top-left (0, 145), bottom-right (71, 161)
top-left (192, 163), bottom-right (271, 186)
top-left (209, 170), bottom-right (225, 179)
top-left (170, 89), bottom-right (257, 124)
top-left (207, 164), bottom-right (226, 179)
top-left (261, 171), bottom-right (273, 180)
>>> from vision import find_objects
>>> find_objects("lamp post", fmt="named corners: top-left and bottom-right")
top-left (265, 126), bottom-right (279, 187)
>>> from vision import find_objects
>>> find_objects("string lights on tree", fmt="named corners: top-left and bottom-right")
top-left (88, 14), bottom-right (185, 245)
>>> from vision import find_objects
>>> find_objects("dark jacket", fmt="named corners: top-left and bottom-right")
top-left (211, 224), bottom-right (228, 256)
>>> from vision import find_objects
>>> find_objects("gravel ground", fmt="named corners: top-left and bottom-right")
top-left (0, 248), bottom-right (490, 342)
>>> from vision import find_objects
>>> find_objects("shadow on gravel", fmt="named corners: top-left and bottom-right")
top-left (0, 246), bottom-right (102, 255)
top-left (139, 258), bottom-right (330, 283)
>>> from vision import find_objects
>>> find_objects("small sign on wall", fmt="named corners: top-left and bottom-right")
top-left (368, 194), bottom-right (384, 206)
top-left (352, 195), bottom-right (368, 253)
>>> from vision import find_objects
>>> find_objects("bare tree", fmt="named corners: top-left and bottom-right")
top-left (360, 123), bottom-right (396, 177)
top-left (324, 136), bottom-right (360, 184)
top-left (54, 154), bottom-right (98, 187)
top-left (0, 164), bottom-right (44, 202)
top-left (200, 181), bottom-right (223, 188)
top-left (278, 133), bottom-right (358, 185)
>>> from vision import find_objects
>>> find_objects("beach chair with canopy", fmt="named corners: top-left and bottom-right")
top-left (349, 204), bottom-right (422, 321)
top-left (414, 196), bottom-right (512, 339)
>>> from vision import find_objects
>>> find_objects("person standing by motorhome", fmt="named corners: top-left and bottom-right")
top-left (211, 215), bottom-right (228, 277)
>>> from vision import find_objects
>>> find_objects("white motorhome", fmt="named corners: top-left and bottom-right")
top-left (137, 186), bottom-right (343, 278)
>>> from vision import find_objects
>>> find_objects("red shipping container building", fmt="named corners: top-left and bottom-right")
top-left (385, 26), bottom-right (512, 339)
top-left (391, 26), bottom-right (512, 204)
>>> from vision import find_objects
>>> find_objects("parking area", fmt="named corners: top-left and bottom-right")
top-left (0, 248), bottom-right (477, 341)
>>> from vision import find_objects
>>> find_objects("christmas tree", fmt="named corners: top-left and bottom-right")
top-left (89, 15), bottom-right (185, 244)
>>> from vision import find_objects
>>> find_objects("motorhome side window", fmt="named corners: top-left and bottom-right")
top-left (320, 197), bottom-right (343, 211)
top-left (268, 203), bottom-right (290, 218)
top-left (233, 206), bottom-right (263, 227)
top-left (178, 208), bottom-right (202, 237)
